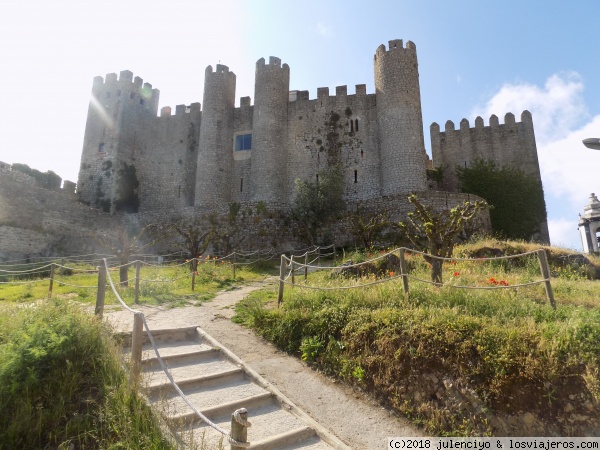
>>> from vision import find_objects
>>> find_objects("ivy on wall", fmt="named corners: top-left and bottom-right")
top-left (457, 159), bottom-right (547, 241)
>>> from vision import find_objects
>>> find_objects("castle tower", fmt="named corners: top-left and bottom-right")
top-left (195, 64), bottom-right (236, 206)
top-left (250, 57), bottom-right (290, 203)
top-left (374, 40), bottom-right (427, 195)
top-left (77, 70), bottom-right (159, 212)
top-left (579, 193), bottom-right (600, 254)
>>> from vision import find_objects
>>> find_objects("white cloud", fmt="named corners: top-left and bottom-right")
top-left (547, 218), bottom-right (580, 251)
top-left (538, 115), bottom-right (600, 204)
top-left (472, 73), bottom-right (588, 144)
top-left (471, 72), bottom-right (600, 250)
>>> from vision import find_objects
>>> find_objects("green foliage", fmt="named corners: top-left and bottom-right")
top-left (300, 336), bottom-right (324, 362)
top-left (235, 242), bottom-right (600, 436)
top-left (0, 301), bottom-right (174, 449)
top-left (114, 163), bottom-right (140, 213)
top-left (293, 165), bottom-right (346, 244)
top-left (457, 159), bottom-right (547, 241)
top-left (426, 165), bottom-right (445, 188)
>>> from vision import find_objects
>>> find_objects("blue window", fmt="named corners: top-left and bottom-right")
top-left (235, 133), bottom-right (252, 151)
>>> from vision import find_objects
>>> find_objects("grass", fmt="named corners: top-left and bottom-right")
top-left (0, 256), bottom-right (276, 449)
top-left (0, 259), bottom-right (270, 307)
top-left (0, 299), bottom-right (176, 449)
top-left (234, 240), bottom-right (600, 436)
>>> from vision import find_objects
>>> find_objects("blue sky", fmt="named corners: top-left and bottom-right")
top-left (1, 0), bottom-right (599, 250)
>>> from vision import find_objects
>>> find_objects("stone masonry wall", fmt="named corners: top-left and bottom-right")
top-left (0, 167), bottom-right (116, 261)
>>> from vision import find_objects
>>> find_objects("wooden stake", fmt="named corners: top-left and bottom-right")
top-left (134, 260), bottom-right (141, 304)
top-left (537, 249), bottom-right (556, 309)
top-left (95, 263), bottom-right (107, 317)
top-left (399, 248), bottom-right (409, 295)
top-left (230, 408), bottom-right (249, 449)
top-left (277, 255), bottom-right (285, 306)
top-left (130, 312), bottom-right (144, 385)
top-left (47, 263), bottom-right (54, 299)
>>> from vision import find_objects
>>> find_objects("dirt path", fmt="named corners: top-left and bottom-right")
top-left (104, 279), bottom-right (422, 449)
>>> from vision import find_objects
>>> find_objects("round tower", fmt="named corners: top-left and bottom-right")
top-left (374, 39), bottom-right (427, 195)
top-left (195, 64), bottom-right (236, 206)
top-left (250, 56), bottom-right (290, 203)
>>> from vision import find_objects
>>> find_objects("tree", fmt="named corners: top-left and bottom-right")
top-left (169, 217), bottom-right (214, 271)
top-left (292, 165), bottom-right (346, 245)
top-left (347, 209), bottom-right (394, 249)
top-left (457, 159), bottom-right (547, 241)
top-left (400, 194), bottom-right (489, 284)
top-left (96, 220), bottom-right (163, 286)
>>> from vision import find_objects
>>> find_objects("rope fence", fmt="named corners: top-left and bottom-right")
top-left (277, 247), bottom-right (556, 309)
top-left (98, 259), bottom-right (252, 448)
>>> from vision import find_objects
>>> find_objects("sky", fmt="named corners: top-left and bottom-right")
top-left (1, 0), bottom-right (599, 250)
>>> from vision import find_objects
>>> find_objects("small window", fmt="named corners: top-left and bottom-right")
top-left (235, 133), bottom-right (252, 151)
top-left (350, 120), bottom-right (354, 133)
top-left (98, 143), bottom-right (105, 153)
top-left (355, 119), bottom-right (359, 132)
top-left (360, 149), bottom-right (364, 158)
top-left (316, 174), bottom-right (319, 184)
top-left (240, 178), bottom-right (244, 192)
top-left (354, 170), bottom-right (358, 183)
top-left (140, 98), bottom-right (145, 105)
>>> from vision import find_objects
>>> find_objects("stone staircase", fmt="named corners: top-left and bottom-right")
top-left (119, 326), bottom-right (350, 450)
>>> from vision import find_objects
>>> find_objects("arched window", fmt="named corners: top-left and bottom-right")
top-left (355, 119), bottom-right (359, 132)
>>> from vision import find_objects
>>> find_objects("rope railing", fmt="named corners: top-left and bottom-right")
top-left (277, 247), bottom-right (556, 309)
top-left (98, 259), bottom-right (251, 448)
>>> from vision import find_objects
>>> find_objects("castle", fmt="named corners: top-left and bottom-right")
top-left (77, 39), bottom-right (545, 229)
top-left (0, 39), bottom-right (549, 261)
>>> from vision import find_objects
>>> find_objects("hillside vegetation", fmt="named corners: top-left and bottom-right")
top-left (0, 300), bottom-right (175, 449)
top-left (234, 239), bottom-right (600, 436)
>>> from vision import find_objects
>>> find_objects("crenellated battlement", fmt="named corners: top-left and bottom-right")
top-left (434, 112), bottom-right (529, 133)
top-left (75, 40), bottom-right (545, 245)
top-left (374, 39), bottom-right (417, 60)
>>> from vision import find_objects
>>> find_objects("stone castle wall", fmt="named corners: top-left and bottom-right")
top-left (0, 166), bottom-right (115, 261)
top-left (79, 40), bottom-right (430, 213)
top-left (430, 111), bottom-right (541, 191)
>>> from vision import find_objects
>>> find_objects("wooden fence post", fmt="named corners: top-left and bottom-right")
top-left (304, 252), bottom-right (308, 280)
top-left (399, 248), bottom-right (409, 295)
top-left (134, 260), bottom-right (141, 304)
top-left (537, 249), bottom-right (556, 309)
top-left (230, 408), bottom-right (249, 449)
top-left (291, 255), bottom-right (295, 285)
top-left (130, 312), bottom-right (144, 386)
top-left (277, 255), bottom-right (285, 306)
top-left (233, 252), bottom-right (237, 279)
top-left (95, 263), bottom-right (107, 317)
top-left (317, 246), bottom-right (321, 267)
top-left (47, 263), bottom-right (54, 299)
top-left (191, 268), bottom-right (196, 291)
top-left (333, 244), bottom-right (336, 265)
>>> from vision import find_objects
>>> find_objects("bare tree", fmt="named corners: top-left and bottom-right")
top-left (400, 194), bottom-right (488, 284)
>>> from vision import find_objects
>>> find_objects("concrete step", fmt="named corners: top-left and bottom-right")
top-left (118, 326), bottom-right (349, 449)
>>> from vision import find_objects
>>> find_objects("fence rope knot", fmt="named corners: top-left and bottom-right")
top-left (233, 408), bottom-right (252, 427)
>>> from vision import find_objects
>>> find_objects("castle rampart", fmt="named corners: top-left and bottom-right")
top-left (431, 111), bottom-right (542, 192)
top-left (71, 39), bottom-right (546, 244)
